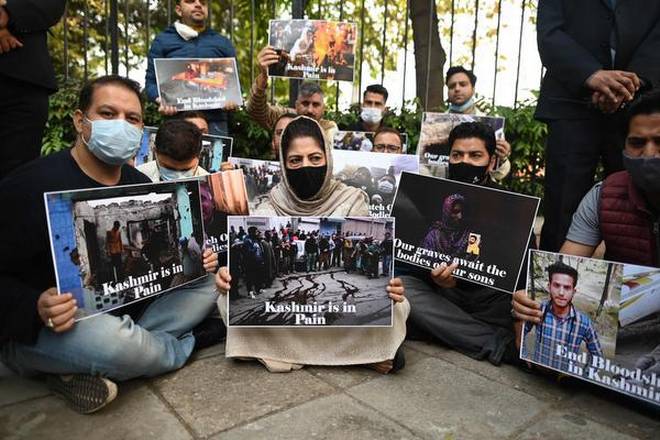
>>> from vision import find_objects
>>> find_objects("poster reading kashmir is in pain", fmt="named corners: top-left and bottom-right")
top-left (154, 58), bottom-right (243, 111)
top-left (44, 180), bottom-right (207, 320)
top-left (391, 172), bottom-right (539, 293)
top-left (521, 250), bottom-right (660, 407)
top-left (226, 216), bottom-right (394, 327)
top-left (268, 19), bottom-right (357, 82)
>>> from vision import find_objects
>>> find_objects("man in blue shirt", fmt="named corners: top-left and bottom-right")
top-left (523, 261), bottom-right (603, 371)
top-left (144, 0), bottom-right (237, 136)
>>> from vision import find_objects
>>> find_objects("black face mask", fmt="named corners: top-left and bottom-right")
top-left (448, 162), bottom-right (489, 185)
top-left (623, 152), bottom-right (660, 194)
top-left (286, 165), bottom-right (327, 200)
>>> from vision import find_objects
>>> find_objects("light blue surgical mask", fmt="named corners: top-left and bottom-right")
top-left (82, 118), bottom-right (143, 166)
top-left (157, 158), bottom-right (198, 181)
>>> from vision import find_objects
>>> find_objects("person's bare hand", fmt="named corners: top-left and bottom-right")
top-left (202, 248), bottom-right (218, 273)
top-left (223, 100), bottom-right (239, 112)
top-left (431, 262), bottom-right (458, 288)
top-left (220, 161), bottom-right (235, 171)
top-left (0, 28), bottom-right (22, 54)
top-left (592, 91), bottom-right (624, 114)
top-left (156, 97), bottom-right (178, 116)
top-left (0, 7), bottom-right (10, 29)
top-left (511, 289), bottom-right (542, 324)
top-left (37, 288), bottom-right (77, 333)
top-left (585, 70), bottom-right (640, 103)
top-left (386, 277), bottom-right (405, 303)
top-left (255, 46), bottom-right (280, 90)
top-left (495, 138), bottom-right (511, 160)
top-left (215, 266), bottom-right (232, 294)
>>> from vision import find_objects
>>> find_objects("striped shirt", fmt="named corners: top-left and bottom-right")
top-left (523, 300), bottom-right (603, 371)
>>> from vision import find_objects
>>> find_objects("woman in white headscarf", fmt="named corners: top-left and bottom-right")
top-left (216, 116), bottom-right (409, 373)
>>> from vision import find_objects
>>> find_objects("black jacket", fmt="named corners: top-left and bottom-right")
top-left (535, 0), bottom-right (660, 120)
top-left (0, 0), bottom-right (66, 92)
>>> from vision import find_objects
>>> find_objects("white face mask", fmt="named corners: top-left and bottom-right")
top-left (82, 118), bottom-right (143, 166)
top-left (360, 107), bottom-right (383, 125)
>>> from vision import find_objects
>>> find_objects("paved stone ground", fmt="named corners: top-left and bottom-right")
top-left (1, 339), bottom-right (658, 440)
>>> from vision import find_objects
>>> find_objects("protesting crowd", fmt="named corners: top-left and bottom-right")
top-left (0, 0), bottom-right (658, 415)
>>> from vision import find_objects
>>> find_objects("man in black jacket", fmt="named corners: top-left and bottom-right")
top-left (0, 0), bottom-right (66, 179)
top-left (536, 0), bottom-right (660, 252)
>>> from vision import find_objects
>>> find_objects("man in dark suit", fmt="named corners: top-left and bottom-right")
top-left (0, 0), bottom-right (66, 179)
top-left (536, 0), bottom-right (660, 251)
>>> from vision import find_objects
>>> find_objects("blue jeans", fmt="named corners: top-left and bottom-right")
top-left (382, 255), bottom-right (392, 276)
top-left (0, 275), bottom-right (217, 381)
top-left (306, 252), bottom-right (317, 272)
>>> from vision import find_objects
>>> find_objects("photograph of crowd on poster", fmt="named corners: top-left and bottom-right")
top-left (332, 150), bottom-right (419, 217)
top-left (268, 19), bottom-right (357, 82)
top-left (417, 113), bottom-right (505, 178)
top-left (227, 216), bottom-right (394, 327)
top-left (521, 250), bottom-right (660, 407)
top-left (154, 58), bottom-right (243, 111)
top-left (45, 180), bottom-right (206, 320)
top-left (200, 169), bottom-right (249, 266)
top-left (229, 157), bottom-right (282, 212)
top-left (391, 172), bottom-right (538, 292)
top-left (333, 130), bottom-right (409, 154)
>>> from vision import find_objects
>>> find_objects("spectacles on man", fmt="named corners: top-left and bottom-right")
top-left (373, 143), bottom-right (400, 153)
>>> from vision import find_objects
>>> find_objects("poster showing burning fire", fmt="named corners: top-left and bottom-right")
top-left (154, 58), bottom-right (243, 111)
top-left (268, 19), bottom-right (357, 82)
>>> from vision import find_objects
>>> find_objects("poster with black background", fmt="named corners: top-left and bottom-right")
top-left (391, 172), bottom-right (539, 292)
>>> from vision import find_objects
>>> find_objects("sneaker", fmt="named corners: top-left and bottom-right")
top-left (47, 374), bottom-right (117, 414)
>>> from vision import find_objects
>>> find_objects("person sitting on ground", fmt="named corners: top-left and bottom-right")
top-left (399, 121), bottom-right (534, 366)
top-left (248, 45), bottom-right (337, 139)
top-left (0, 75), bottom-right (218, 414)
top-left (137, 119), bottom-right (208, 181)
top-left (214, 116), bottom-right (409, 373)
top-left (445, 66), bottom-right (512, 181)
top-left (372, 127), bottom-right (404, 154)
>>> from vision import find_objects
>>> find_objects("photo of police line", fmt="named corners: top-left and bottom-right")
top-left (1, 0), bottom-right (659, 415)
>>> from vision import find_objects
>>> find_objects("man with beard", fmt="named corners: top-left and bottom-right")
top-left (399, 121), bottom-right (533, 366)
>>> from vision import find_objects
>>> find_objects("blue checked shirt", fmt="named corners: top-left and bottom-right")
top-left (523, 300), bottom-right (603, 371)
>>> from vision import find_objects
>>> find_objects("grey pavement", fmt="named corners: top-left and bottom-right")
top-left (1, 339), bottom-right (659, 440)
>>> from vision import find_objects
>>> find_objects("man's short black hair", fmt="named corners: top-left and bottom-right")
top-left (298, 81), bottom-right (323, 99)
top-left (547, 261), bottom-right (579, 288)
top-left (447, 122), bottom-right (496, 157)
top-left (624, 90), bottom-right (660, 136)
top-left (174, 110), bottom-right (208, 122)
top-left (78, 75), bottom-right (144, 113)
top-left (374, 127), bottom-right (402, 144)
top-left (364, 84), bottom-right (389, 102)
top-left (445, 66), bottom-right (477, 87)
top-left (155, 119), bottom-right (202, 162)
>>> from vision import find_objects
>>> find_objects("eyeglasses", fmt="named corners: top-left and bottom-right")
top-left (373, 143), bottom-right (401, 153)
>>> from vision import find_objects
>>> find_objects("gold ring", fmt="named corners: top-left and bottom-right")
top-left (47, 318), bottom-right (55, 328)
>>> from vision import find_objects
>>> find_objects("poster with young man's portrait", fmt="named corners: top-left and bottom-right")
top-left (268, 19), bottom-right (357, 82)
top-left (45, 180), bottom-right (207, 321)
top-left (521, 250), bottom-right (660, 408)
top-left (391, 172), bottom-right (539, 293)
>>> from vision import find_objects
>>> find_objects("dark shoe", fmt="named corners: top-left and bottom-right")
top-left (390, 346), bottom-right (406, 373)
top-left (193, 317), bottom-right (226, 350)
top-left (47, 374), bottom-right (117, 414)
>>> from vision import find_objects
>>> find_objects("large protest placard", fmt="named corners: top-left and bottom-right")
top-left (333, 130), bottom-right (409, 154)
top-left (200, 169), bottom-right (249, 266)
top-left (268, 19), bottom-right (357, 82)
top-left (45, 180), bottom-right (207, 320)
top-left (227, 216), bottom-right (394, 327)
top-left (521, 250), bottom-right (660, 407)
top-left (154, 58), bottom-right (243, 111)
top-left (417, 113), bottom-right (505, 178)
top-left (134, 126), bottom-right (158, 167)
top-left (391, 172), bottom-right (539, 292)
top-left (332, 150), bottom-right (419, 218)
top-left (229, 157), bottom-right (282, 212)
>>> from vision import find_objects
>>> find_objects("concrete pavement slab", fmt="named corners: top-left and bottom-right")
top-left (0, 376), bottom-right (50, 408)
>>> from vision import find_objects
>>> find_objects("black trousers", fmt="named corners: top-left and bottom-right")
top-left (540, 116), bottom-right (624, 252)
top-left (0, 76), bottom-right (50, 180)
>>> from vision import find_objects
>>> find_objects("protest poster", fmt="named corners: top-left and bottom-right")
top-left (333, 130), bottom-right (409, 154)
top-left (332, 150), bottom-right (419, 218)
top-left (227, 216), bottom-right (394, 327)
top-left (229, 157), bottom-right (282, 212)
top-left (391, 172), bottom-right (539, 292)
top-left (521, 250), bottom-right (660, 407)
top-left (45, 180), bottom-right (207, 320)
top-left (268, 19), bottom-right (357, 82)
top-left (417, 113), bottom-right (505, 178)
top-left (154, 58), bottom-right (243, 111)
top-left (134, 126), bottom-right (233, 171)
top-left (200, 169), bottom-right (249, 266)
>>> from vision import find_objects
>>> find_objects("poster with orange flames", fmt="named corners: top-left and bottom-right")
top-left (154, 58), bottom-right (243, 111)
top-left (268, 19), bottom-right (357, 82)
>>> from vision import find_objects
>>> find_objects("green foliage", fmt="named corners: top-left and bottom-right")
top-left (41, 77), bottom-right (82, 155)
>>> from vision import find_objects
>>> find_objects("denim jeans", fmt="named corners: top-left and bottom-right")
top-left (382, 255), bottom-right (392, 276)
top-left (306, 252), bottom-right (317, 272)
top-left (0, 275), bottom-right (217, 381)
